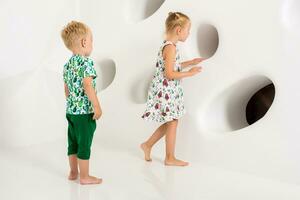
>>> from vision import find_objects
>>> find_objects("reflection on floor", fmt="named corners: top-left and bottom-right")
top-left (1, 139), bottom-right (300, 200)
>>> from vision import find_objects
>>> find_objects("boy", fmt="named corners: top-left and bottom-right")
top-left (61, 21), bottom-right (102, 185)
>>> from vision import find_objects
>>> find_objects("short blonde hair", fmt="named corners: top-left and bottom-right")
top-left (61, 21), bottom-right (89, 49)
top-left (165, 12), bottom-right (190, 33)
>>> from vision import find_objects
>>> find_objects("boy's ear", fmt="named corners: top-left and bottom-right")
top-left (81, 38), bottom-right (86, 47)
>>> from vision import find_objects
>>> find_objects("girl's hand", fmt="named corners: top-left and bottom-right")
top-left (191, 58), bottom-right (206, 65)
top-left (189, 66), bottom-right (202, 76)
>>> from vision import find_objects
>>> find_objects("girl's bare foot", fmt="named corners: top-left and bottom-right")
top-left (80, 176), bottom-right (102, 185)
top-left (164, 158), bottom-right (189, 166)
top-left (68, 171), bottom-right (78, 180)
top-left (140, 143), bottom-right (152, 161)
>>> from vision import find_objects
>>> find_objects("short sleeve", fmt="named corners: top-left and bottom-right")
top-left (63, 64), bottom-right (68, 83)
top-left (83, 58), bottom-right (97, 78)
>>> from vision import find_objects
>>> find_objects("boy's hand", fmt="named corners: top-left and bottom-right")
top-left (64, 83), bottom-right (69, 99)
top-left (93, 106), bottom-right (102, 120)
top-left (189, 66), bottom-right (202, 76)
top-left (191, 58), bottom-right (206, 65)
top-left (83, 77), bottom-right (102, 120)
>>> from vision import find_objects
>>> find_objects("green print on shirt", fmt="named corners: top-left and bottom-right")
top-left (63, 55), bottom-right (97, 115)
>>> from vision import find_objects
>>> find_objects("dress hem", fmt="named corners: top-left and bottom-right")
top-left (141, 111), bottom-right (186, 124)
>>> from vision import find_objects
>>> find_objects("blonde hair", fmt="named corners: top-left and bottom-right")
top-left (61, 21), bottom-right (89, 49)
top-left (165, 12), bottom-right (190, 33)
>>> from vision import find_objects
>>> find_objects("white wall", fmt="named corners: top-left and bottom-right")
top-left (1, 0), bottom-right (300, 185)
top-left (0, 0), bottom-right (79, 146)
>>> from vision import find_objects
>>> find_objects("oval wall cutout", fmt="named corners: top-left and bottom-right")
top-left (204, 76), bottom-right (275, 132)
top-left (197, 24), bottom-right (219, 59)
top-left (130, 69), bottom-right (155, 104)
top-left (246, 83), bottom-right (275, 125)
top-left (123, 0), bottom-right (165, 23)
top-left (95, 59), bottom-right (116, 91)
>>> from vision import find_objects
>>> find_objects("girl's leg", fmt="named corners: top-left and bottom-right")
top-left (141, 123), bottom-right (167, 161)
top-left (164, 119), bottom-right (188, 166)
top-left (78, 159), bottom-right (102, 185)
top-left (68, 154), bottom-right (78, 180)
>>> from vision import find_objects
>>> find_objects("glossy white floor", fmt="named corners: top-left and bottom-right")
top-left (1, 139), bottom-right (300, 200)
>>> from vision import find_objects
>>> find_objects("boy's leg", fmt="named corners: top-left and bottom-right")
top-left (76, 113), bottom-right (102, 185)
top-left (164, 119), bottom-right (188, 166)
top-left (141, 123), bottom-right (166, 161)
top-left (78, 159), bottom-right (102, 185)
top-left (66, 114), bottom-right (79, 180)
top-left (68, 154), bottom-right (78, 180)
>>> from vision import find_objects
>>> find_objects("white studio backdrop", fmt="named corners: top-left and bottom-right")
top-left (1, 0), bottom-right (300, 185)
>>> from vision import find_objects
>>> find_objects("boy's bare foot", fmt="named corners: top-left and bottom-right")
top-left (140, 143), bottom-right (152, 161)
top-left (164, 158), bottom-right (189, 166)
top-left (80, 176), bottom-right (102, 185)
top-left (68, 171), bottom-right (78, 180)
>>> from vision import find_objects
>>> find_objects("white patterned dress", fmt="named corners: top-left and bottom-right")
top-left (141, 40), bottom-right (186, 123)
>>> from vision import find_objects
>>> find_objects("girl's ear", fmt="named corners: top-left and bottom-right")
top-left (176, 26), bottom-right (182, 35)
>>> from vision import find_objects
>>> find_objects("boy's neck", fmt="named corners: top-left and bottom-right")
top-left (72, 49), bottom-right (87, 57)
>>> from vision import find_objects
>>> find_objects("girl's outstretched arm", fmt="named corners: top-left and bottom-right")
top-left (180, 58), bottom-right (205, 68)
top-left (163, 45), bottom-right (201, 80)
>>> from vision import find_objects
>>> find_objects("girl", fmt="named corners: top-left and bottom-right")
top-left (141, 12), bottom-right (204, 166)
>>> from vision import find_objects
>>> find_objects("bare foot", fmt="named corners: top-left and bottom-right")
top-left (68, 171), bottom-right (78, 180)
top-left (164, 158), bottom-right (189, 166)
top-left (140, 143), bottom-right (152, 161)
top-left (80, 176), bottom-right (102, 185)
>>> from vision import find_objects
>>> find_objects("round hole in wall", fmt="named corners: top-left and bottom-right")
top-left (246, 83), bottom-right (275, 125)
top-left (203, 76), bottom-right (275, 132)
top-left (130, 69), bottom-right (154, 104)
top-left (95, 59), bottom-right (116, 91)
top-left (197, 24), bottom-right (219, 59)
top-left (123, 0), bottom-right (165, 23)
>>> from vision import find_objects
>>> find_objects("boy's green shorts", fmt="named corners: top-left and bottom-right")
top-left (66, 113), bottom-right (96, 160)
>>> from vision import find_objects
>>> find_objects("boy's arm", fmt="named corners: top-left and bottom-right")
top-left (83, 77), bottom-right (102, 119)
top-left (64, 83), bottom-right (69, 99)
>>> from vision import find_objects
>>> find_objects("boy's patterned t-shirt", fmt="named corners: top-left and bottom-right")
top-left (63, 55), bottom-right (97, 115)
